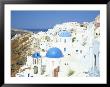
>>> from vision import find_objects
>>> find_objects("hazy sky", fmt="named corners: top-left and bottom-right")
top-left (11, 11), bottom-right (100, 30)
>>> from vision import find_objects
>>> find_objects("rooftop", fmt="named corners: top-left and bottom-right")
top-left (46, 47), bottom-right (64, 58)
top-left (58, 30), bottom-right (71, 37)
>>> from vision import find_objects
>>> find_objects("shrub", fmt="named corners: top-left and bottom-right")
top-left (68, 69), bottom-right (75, 77)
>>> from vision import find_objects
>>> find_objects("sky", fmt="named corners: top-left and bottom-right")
top-left (11, 11), bottom-right (100, 30)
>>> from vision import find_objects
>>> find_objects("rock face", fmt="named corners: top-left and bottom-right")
top-left (11, 29), bottom-right (39, 77)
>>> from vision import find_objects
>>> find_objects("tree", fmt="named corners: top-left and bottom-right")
top-left (72, 37), bottom-right (76, 42)
top-left (45, 36), bottom-right (50, 42)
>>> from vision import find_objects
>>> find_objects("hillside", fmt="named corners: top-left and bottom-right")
top-left (11, 31), bottom-right (40, 77)
top-left (11, 28), bottom-right (32, 38)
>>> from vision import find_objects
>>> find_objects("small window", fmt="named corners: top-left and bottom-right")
top-left (76, 50), bottom-right (78, 52)
top-left (80, 50), bottom-right (82, 53)
top-left (94, 54), bottom-right (96, 66)
top-left (64, 39), bottom-right (66, 43)
top-left (64, 48), bottom-right (66, 51)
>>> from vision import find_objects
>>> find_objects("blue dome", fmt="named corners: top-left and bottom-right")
top-left (46, 47), bottom-right (64, 58)
top-left (58, 31), bottom-right (71, 37)
top-left (32, 52), bottom-right (41, 58)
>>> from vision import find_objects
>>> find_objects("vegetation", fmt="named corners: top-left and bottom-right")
top-left (42, 49), bottom-right (45, 52)
top-left (67, 69), bottom-right (75, 77)
top-left (72, 37), bottom-right (76, 42)
top-left (45, 36), bottom-right (50, 42)
top-left (80, 24), bottom-right (84, 27)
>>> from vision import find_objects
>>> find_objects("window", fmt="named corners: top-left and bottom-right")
top-left (80, 50), bottom-right (82, 53)
top-left (76, 50), bottom-right (78, 52)
top-left (94, 54), bottom-right (96, 66)
top-left (64, 48), bottom-right (66, 51)
top-left (64, 39), bottom-right (66, 43)
top-left (34, 66), bottom-right (38, 74)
